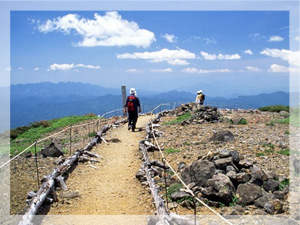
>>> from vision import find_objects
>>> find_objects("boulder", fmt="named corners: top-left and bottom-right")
top-left (171, 191), bottom-right (191, 201)
top-left (250, 165), bottom-right (268, 186)
top-left (221, 205), bottom-right (244, 215)
top-left (236, 183), bottom-right (262, 205)
top-left (201, 174), bottom-right (235, 204)
top-left (263, 179), bottom-right (280, 192)
top-left (219, 149), bottom-right (231, 158)
top-left (226, 171), bottom-right (237, 180)
top-left (236, 172), bottom-right (251, 183)
top-left (264, 199), bottom-right (284, 214)
top-left (181, 160), bottom-right (215, 187)
top-left (226, 165), bottom-right (236, 173)
top-left (209, 130), bottom-right (234, 142)
top-left (254, 191), bottom-right (273, 208)
top-left (239, 159), bottom-right (253, 168)
top-left (293, 158), bottom-right (300, 174)
top-left (214, 157), bottom-right (233, 171)
top-left (229, 150), bottom-right (240, 162)
top-left (40, 141), bottom-right (64, 158)
top-left (273, 190), bottom-right (286, 200)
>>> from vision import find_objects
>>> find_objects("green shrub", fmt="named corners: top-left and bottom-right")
top-left (266, 121), bottom-right (275, 126)
top-left (163, 111), bottom-right (192, 125)
top-left (165, 148), bottom-right (181, 154)
top-left (167, 183), bottom-right (183, 199)
top-left (258, 105), bottom-right (290, 113)
top-left (256, 152), bottom-right (265, 156)
top-left (238, 118), bottom-right (248, 125)
top-left (279, 179), bottom-right (289, 190)
top-left (278, 149), bottom-right (290, 156)
top-left (284, 131), bottom-right (290, 135)
top-left (30, 120), bottom-right (51, 128)
top-left (229, 195), bottom-right (239, 206)
top-left (88, 131), bottom-right (97, 137)
top-left (273, 118), bottom-right (289, 124)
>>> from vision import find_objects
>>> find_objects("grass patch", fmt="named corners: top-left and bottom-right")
top-left (88, 131), bottom-right (97, 137)
top-left (165, 148), bottom-right (181, 154)
top-left (278, 148), bottom-right (290, 156)
top-left (266, 121), bottom-right (275, 126)
top-left (10, 114), bottom-right (98, 156)
top-left (166, 183), bottom-right (183, 201)
top-left (162, 111), bottom-right (192, 125)
top-left (256, 152), bottom-right (265, 157)
top-left (238, 118), bottom-right (248, 125)
top-left (279, 179), bottom-right (289, 190)
top-left (229, 195), bottom-right (239, 206)
top-left (284, 131), bottom-right (290, 135)
top-left (258, 105), bottom-right (290, 113)
top-left (183, 142), bottom-right (191, 146)
top-left (272, 118), bottom-right (289, 124)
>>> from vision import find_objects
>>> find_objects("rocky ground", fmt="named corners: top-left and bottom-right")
top-left (146, 103), bottom-right (299, 220)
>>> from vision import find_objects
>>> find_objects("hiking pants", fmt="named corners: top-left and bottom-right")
top-left (128, 111), bottom-right (138, 129)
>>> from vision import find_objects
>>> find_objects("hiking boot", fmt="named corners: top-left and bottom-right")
top-left (132, 127), bottom-right (135, 132)
top-left (128, 125), bottom-right (132, 130)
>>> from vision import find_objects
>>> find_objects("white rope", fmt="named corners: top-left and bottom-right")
top-left (36, 127), bottom-right (70, 143)
top-left (150, 116), bottom-right (234, 225)
top-left (0, 142), bottom-right (36, 169)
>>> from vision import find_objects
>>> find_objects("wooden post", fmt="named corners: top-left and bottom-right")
top-left (122, 85), bottom-right (126, 116)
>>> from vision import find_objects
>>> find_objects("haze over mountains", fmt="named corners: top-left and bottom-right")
top-left (7, 82), bottom-right (296, 129)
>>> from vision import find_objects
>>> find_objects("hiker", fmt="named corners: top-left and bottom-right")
top-left (195, 90), bottom-right (205, 105)
top-left (124, 88), bottom-right (141, 132)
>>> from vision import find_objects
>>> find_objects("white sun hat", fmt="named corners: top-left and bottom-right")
top-left (129, 88), bottom-right (136, 94)
top-left (197, 90), bottom-right (202, 94)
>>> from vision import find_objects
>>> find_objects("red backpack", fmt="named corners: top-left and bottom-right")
top-left (127, 95), bottom-right (136, 111)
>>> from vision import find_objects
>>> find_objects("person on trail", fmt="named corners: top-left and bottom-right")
top-left (124, 88), bottom-right (141, 132)
top-left (195, 90), bottom-right (205, 105)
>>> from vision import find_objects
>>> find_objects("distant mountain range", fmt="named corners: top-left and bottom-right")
top-left (5, 82), bottom-right (298, 129)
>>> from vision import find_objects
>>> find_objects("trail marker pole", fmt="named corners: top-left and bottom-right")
top-left (122, 85), bottom-right (126, 116)
top-left (34, 141), bottom-right (40, 189)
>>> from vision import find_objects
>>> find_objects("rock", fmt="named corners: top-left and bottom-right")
top-left (177, 161), bottom-right (187, 172)
top-left (168, 202), bottom-right (179, 210)
top-left (209, 130), bottom-right (234, 142)
top-left (229, 150), bottom-right (240, 162)
top-left (263, 179), bottom-right (280, 192)
top-left (236, 183), bottom-right (262, 205)
top-left (109, 138), bottom-right (121, 143)
top-left (181, 160), bottom-right (215, 187)
top-left (201, 174), bottom-right (235, 204)
top-left (250, 165), bottom-right (268, 186)
top-left (221, 205), bottom-right (244, 215)
top-left (180, 200), bottom-right (193, 209)
top-left (59, 191), bottom-right (80, 199)
top-left (264, 199), bottom-right (284, 214)
top-left (39, 141), bottom-right (64, 158)
top-left (171, 191), bottom-right (191, 201)
top-left (239, 159), bottom-right (253, 168)
top-left (279, 111), bottom-right (289, 117)
top-left (226, 171), bottom-right (237, 180)
top-left (214, 157), bottom-right (233, 171)
top-left (219, 149), bottom-right (231, 158)
top-left (236, 172), bottom-right (251, 183)
top-left (253, 191), bottom-right (273, 208)
top-left (226, 165), bottom-right (236, 173)
top-left (24, 151), bottom-right (32, 158)
top-left (273, 190), bottom-right (286, 200)
top-left (293, 159), bottom-right (300, 174)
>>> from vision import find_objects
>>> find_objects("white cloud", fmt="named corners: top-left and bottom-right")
top-left (150, 68), bottom-right (173, 73)
top-left (126, 69), bottom-right (141, 73)
top-left (268, 35), bottom-right (284, 42)
top-left (34, 67), bottom-right (40, 71)
top-left (182, 67), bottom-right (231, 74)
top-left (200, 51), bottom-right (241, 60)
top-left (18, 67), bottom-right (24, 70)
top-left (244, 49), bottom-right (253, 55)
top-left (162, 33), bottom-right (178, 43)
top-left (117, 48), bottom-right (195, 66)
top-left (200, 51), bottom-right (217, 60)
top-left (218, 53), bottom-right (241, 60)
top-left (260, 48), bottom-right (300, 67)
top-left (38, 12), bottom-right (155, 48)
top-left (168, 59), bottom-right (189, 65)
top-left (269, 64), bottom-right (300, 73)
top-left (246, 66), bottom-right (261, 72)
top-left (48, 63), bottom-right (101, 71)
top-left (295, 36), bottom-right (300, 41)
top-left (249, 33), bottom-right (266, 41)
top-left (193, 36), bottom-right (217, 44)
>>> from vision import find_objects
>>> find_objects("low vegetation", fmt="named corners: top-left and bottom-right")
top-left (165, 148), bottom-right (181, 154)
top-left (10, 114), bottom-right (98, 156)
top-left (258, 105), bottom-right (289, 113)
top-left (162, 111), bottom-right (192, 125)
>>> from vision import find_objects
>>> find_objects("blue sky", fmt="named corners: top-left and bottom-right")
top-left (9, 9), bottom-right (300, 96)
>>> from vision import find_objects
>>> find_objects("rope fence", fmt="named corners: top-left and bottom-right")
top-left (148, 111), bottom-right (234, 225)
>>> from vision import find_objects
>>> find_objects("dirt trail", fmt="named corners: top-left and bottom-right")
top-left (46, 115), bottom-right (154, 216)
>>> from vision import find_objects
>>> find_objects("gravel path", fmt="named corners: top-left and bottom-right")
top-left (45, 115), bottom-right (154, 217)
